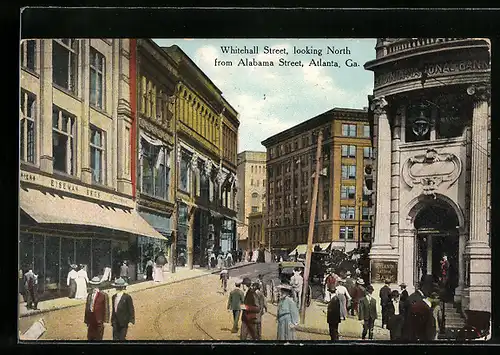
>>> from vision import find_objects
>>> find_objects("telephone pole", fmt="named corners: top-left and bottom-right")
top-left (300, 129), bottom-right (323, 324)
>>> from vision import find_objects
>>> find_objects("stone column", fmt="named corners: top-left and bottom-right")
top-left (398, 229), bottom-right (416, 294)
top-left (39, 40), bottom-right (54, 173)
top-left (465, 86), bottom-right (491, 312)
top-left (390, 106), bottom-right (402, 249)
top-left (369, 96), bottom-right (398, 264)
top-left (80, 40), bottom-right (92, 184)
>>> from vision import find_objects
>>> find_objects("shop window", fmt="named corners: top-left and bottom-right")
top-left (362, 226), bottom-right (371, 242)
top-left (20, 90), bottom-right (36, 164)
top-left (92, 239), bottom-right (111, 279)
top-left (340, 226), bottom-right (355, 239)
top-left (45, 236), bottom-right (60, 292)
top-left (52, 39), bottom-right (79, 94)
top-left (52, 106), bottom-right (75, 175)
top-left (89, 47), bottom-right (105, 109)
top-left (405, 103), bottom-right (431, 142)
top-left (75, 238), bottom-right (91, 274)
top-left (112, 239), bottom-right (130, 278)
top-left (33, 235), bottom-right (45, 293)
top-left (21, 40), bottom-right (36, 72)
top-left (60, 237), bottom-right (75, 288)
top-left (19, 233), bottom-right (34, 271)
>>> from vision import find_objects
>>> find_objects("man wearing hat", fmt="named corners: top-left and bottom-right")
top-left (401, 275), bottom-right (432, 340)
top-left (252, 281), bottom-right (268, 339)
top-left (84, 276), bottom-right (110, 341)
top-left (240, 277), bottom-right (262, 340)
top-left (358, 284), bottom-right (378, 340)
top-left (227, 279), bottom-right (245, 333)
top-left (379, 280), bottom-right (392, 329)
top-left (351, 278), bottom-right (365, 317)
top-left (326, 284), bottom-right (341, 341)
top-left (323, 269), bottom-right (337, 303)
top-left (23, 266), bottom-right (39, 310)
top-left (111, 278), bottom-right (135, 341)
top-left (67, 264), bottom-right (78, 299)
top-left (386, 290), bottom-right (404, 340)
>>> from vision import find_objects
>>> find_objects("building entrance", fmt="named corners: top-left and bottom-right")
top-left (414, 199), bottom-right (460, 301)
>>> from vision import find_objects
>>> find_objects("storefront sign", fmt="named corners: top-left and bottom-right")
top-left (371, 260), bottom-right (398, 283)
top-left (20, 170), bottom-right (134, 208)
top-left (375, 59), bottom-right (490, 88)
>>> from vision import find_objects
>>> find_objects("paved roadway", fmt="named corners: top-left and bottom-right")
top-left (19, 263), bottom-right (330, 341)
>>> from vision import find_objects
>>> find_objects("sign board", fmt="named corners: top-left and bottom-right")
top-left (371, 260), bottom-right (398, 283)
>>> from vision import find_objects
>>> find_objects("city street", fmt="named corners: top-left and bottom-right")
top-left (19, 263), bottom-right (329, 341)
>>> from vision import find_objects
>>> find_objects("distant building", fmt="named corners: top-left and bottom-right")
top-left (261, 108), bottom-right (373, 253)
top-left (236, 151), bottom-right (267, 223)
top-left (248, 211), bottom-right (265, 251)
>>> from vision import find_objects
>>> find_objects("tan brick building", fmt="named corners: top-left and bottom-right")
top-left (236, 151), bottom-right (267, 224)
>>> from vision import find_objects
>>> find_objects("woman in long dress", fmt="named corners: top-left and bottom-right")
top-left (335, 280), bottom-right (352, 320)
top-left (146, 259), bottom-right (154, 281)
top-left (66, 264), bottom-right (78, 298)
top-left (277, 285), bottom-right (299, 341)
top-left (154, 255), bottom-right (165, 282)
top-left (74, 264), bottom-right (89, 299)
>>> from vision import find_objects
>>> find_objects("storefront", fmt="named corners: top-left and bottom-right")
top-left (220, 218), bottom-right (236, 253)
top-left (136, 211), bottom-right (171, 276)
top-left (19, 171), bottom-right (166, 300)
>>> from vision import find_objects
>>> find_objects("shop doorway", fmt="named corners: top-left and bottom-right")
top-left (414, 198), bottom-right (460, 301)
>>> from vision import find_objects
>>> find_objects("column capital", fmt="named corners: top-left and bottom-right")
top-left (371, 96), bottom-right (389, 116)
top-left (467, 84), bottom-right (490, 104)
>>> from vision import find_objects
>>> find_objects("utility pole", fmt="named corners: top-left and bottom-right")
top-left (300, 129), bottom-right (323, 324)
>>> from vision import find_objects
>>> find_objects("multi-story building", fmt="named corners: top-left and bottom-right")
top-left (162, 45), bottom-right (239, 268)
top-left (365, 38), bottom-right (491, 315)
top-left (19, 39), bottom-right (165, 299)
top-left (261, 108), bottom-right (373, 253)
top-left (236, 151), bottom-right (267, 223)
top-left (248, 211), bottom-right (265, 251)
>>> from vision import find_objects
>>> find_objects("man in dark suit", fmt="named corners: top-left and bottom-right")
top-left (399, 283), bottom-right (409, 304)
top-left (406, 297), bottom-right (436, 341)
top-left (401, 275), bottom-right (433, 340)
top-left (326, 285), bottom-right (341, 341)
top-left (111, 278), bottom-right (135, 341)
top-left (387, 290), bottom-right (404, 341)
top-left (359, 284), bottom-right (377, 340)
top-left (24, 266), bottom-right (39, 310)
top-left (379, 280), bottom-right (391, 328)
top-left (240, 277), bottom-right (261, 340)
top-left (84, 276), bottom-right (110, 341)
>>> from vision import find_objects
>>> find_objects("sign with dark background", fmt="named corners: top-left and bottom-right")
top-left (371, 260), bottom-right (398, 283)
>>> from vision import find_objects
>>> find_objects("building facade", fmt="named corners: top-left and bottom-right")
top-left (162, 45), bottom-right (240, 268)
top-left (364, 38), bottom-right (491, 313)
top-left (236, 151), bottom-right (267, 223)
top-left (248, 211), bottom-right (265, 251)
top-left (261, 108), bottom-right (373, 253)
top-left (19, 39), bottom-right (165, 299)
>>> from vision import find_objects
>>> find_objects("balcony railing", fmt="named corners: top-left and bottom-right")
top-left (385, 38), bottom-right (465, 56)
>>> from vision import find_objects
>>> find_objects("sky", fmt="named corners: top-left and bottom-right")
top-left (154, 39), bottom-right (376, 152)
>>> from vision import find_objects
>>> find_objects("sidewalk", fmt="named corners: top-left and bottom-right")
top-left (19, 261), bottom-right (255, 319)
top-left (267, 299), bottom-right (390, 340)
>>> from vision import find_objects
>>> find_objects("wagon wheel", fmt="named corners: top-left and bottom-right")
top-left (306, 285), bottom-right (312, 307)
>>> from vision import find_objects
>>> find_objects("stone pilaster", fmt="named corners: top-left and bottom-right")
top-left (465, 86), bottom-right (491, 312)
top-left (390, 106), bottom-right (402, 249)
top-left (39, 40), bottom-right (54, 174)
top-left (80, 40), bottom-right (92, 184)
top-left (398, 229), bottom-right (416, 294)
top-left (455, 229), bottom-right (467, 302)
top-left (187, 206), bottom-right (194, 270)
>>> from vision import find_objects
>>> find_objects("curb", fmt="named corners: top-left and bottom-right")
top-left (19, 262), bottom-right (257, 319)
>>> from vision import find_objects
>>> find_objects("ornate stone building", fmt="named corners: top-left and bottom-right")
top-left (365, 38), bottom-right (491, 315)
top-left (19, 39), bottom-right (164, 298)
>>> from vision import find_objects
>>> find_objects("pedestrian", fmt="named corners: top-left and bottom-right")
top-left (240, 277), bottom-right (262, 340)
top-left (226, 251), bottom-right (233, 267)
top-left (220, 268), bottom-right (229, 293)
top-left (402, 275), bottom-right (434, 341)
top-left (399, 283), bottom-right (409, 304)
top-left (227, 279), bottom-right (245, 333)
top-left (335, 279), bottom-right (352, 320)
top-left (253, 281), bottom-right (268, 340)
top-left (249, 250), bottom-right (254, 262)
top-left (84, 276), bottom-right (110, 341)
top-left (326, 284), bottom-right (341, 341)
top-left (24, 266), bottom-right (39, 310)
top-left (217, 253), bottom-right (224, 270)
top-left (154, 255), bottom-right (165, 283)
top-left (290, 268), bottom-right (304, 308)
top-left (257, 274), bottom-right (266, 297)
top-left (67, 264), bottom-right (78, 299)
top-left (19, 268), bottom-right (25, 303)
top-left (358, 284), bottom-right (377, 340)
top-left (276, 285), bottom-right (299, 341)
top-left (75, 264), bottom-right (89, 300)
top-left (146, 259), bottom-right (154, 281)
top-left (111, 277), bottom-right (135, 341)
top-left (120, 261), bottom-right (129, 283)
top-left (323, 269), bottom-right (337, 303)
top-left (387, 290), bottom-right (404, 341)
top-left (294, 250), bottom-right (299, 262)
top-left (406, 293), bottom-right (437, 341)
top-left (379, 279), bottom-right (391, 328)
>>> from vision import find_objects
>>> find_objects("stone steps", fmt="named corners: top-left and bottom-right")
top-left (443, 302), bottom-right (465, 329)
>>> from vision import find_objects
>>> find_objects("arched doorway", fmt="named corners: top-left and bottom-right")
top-left (414, 198), bottom-right (459, 301)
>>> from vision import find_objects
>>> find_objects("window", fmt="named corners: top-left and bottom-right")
top-left (89, 48), bottom-right (105, 109)
top-left (263, 179), bottom-right (266, 187)
top-left (52, 106), bottom-right (75, 175)
top-left (252, 206), bottom-right (259, 213)
top-left (362, 226), bottom-right (371, 242)
top-left (363, 147), bottom-right (373, 159)
top-left (362, 207), bottom-right (370, 220)
top-left (251, 166), bottom-right (254, 173)
top-left (90, 126), bottom-right (105, 184)
top-left (53, 39), bottom-right (79, 94)
top-left (269, 148), bottom-right (274, 159)
top-left (20, 90), bottom-right (36, 164)
top-left (340, 206), bottom-right (355, 220)
top-left (341, 165), bottom-right (356, 180)
top-left (342, 124), bottom-right (357, 137)
top-left (140, 139), bottom-right (170, 200)
top-left (340, 226), bottom-right (355, 239)
top-left (341, 185), bottom-right (356, 200)
top-left (341, 145), bottom-right (356, 158)
top-left (179, 154), bottom-right (190, 192)
top-left (363, 125), bottom-right (370, 138)
top-left (21, 40), bottom-right (36, 71)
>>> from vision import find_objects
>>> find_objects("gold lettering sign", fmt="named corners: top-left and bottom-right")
top-left (370, 261), bottom-right (398, 283)
top-left (375, 59), bottom-right (490, 88)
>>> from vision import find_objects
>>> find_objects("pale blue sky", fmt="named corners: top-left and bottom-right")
top-left (154, 39), bottom-right (376, 152)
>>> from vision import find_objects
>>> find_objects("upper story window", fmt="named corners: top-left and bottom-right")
top-left (20, 90), bottom-right (36, 164)
top-left (53, 39), bottom-right (79, 94)
top-left (21, 40), bottom-right (36, 72)
top-left (339, 226), bottom-right (355, 239)
top-left (341, 145), bottom-right (356, 158)
top-left (90, 126), bottom-right (106, 184)
top-left (341, 185), bottom-right (356, 200)
top-left (179, 154), bottom-right (191, 193)
top-left (362, 206), bottom-right (370, 220)
top-left (52, 106), bottom-right (75, 175)
top-left (341, 165), bottom-right (356, 180)
top-left (340, 206), bottom-right (356, 220)
top-left (363, 125), bottom-right (370, 138)
top-left (140, 138), bottom-right (170, 200)
top-left (342, 124), bottom-right (357, 137)
top-left (269, 148), bottom-right (274, 159)
top-left (363, 147), bottom-right (373, 159)
top-left (89, 47), bottom-right (105, 109)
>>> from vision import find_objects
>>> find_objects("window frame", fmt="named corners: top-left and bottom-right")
top-left (52, 106), bottom-right (76, 175)
top-left (52, 39), bottom-right (79, 94)
top-left (89, 47), bottom-right (106, 109)
top-left (339, 226), bottom-right (355, 239)
top-left (21, 40), bottom-right (36, 72)
top-left (89, 125), bottom-right (106, 184)
top-left (363, 125), bottom-right (370, 138)
top-left (20, 90), bottom-right (37, 164)
top-left (179, 154), bottom-right (191, 193)
top-left (140, 139), bottom-right (170, 200)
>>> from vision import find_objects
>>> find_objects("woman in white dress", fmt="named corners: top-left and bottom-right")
top-left (335, 279), bottom-right (352, 320)
top-left (74, 264), bottom-right (89, 299)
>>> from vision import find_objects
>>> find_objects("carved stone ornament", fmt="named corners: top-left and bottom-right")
top-left (231, 173), bottom-right (238, 190)
top-left (204, 160), bottom-right (213, 177)
top-left (216, 170), bottom-right (227, 186)
top-left (176, 146), bottom-right (182, 164)
top-left (189, 152), bottom-right (199, 172)
top-left (370, 96), bottom-right (388, 116)
top-left (402, 148), bottom-right (462, 197)
top-left (469, 85), bottom-right (491, 104)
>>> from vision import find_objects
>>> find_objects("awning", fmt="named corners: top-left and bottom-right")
top-left (20, 187), bottom-right (166, 240)
top-left (288, 242), bottom-right (332, 256)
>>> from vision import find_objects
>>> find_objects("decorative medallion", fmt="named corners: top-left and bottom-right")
top-left (411, 104), bottom-right (430, 137)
